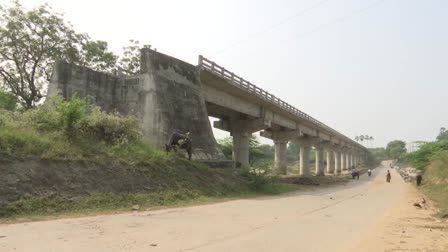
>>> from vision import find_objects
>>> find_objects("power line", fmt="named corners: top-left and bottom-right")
top-left (210, 0), bottom-right (331, 56)
top-left (213, 0), bottom-right (388, 59)
top-left (278, 0), bottom-right (387, 44)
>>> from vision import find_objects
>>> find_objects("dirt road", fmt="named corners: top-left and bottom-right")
top-left (1, 165), bottom-right (446, 252)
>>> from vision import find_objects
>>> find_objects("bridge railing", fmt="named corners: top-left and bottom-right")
top-left (198, 55), bottom-right (360, 147)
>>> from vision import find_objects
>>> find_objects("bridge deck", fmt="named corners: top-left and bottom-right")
top-left (198, 55), bottom-right (362, 148)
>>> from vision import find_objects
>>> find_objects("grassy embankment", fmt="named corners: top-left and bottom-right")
top-left (0, 96), bottom-right (300, 221)
top-left (405, 141), bottom-right (448, 218)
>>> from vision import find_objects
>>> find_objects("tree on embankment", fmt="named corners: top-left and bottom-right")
top-left (436, 127), bottom-right (448, 142)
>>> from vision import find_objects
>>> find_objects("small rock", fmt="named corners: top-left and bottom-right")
top-left (150, 244), bottom-right (157, 247)
top-left (132, 205), bottom-right (140, 211)
top-left (402, 231), bottom-right (406, 233)
top-left (330, 197), bottom-right (333, 199)
top-left (0, 236), bottom-right (5, 239)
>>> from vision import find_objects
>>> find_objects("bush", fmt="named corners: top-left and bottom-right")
top-left (419, 150), bottom-right (448, 218)
top-left (239, 166), bottom-right (274, 190)
top-left (0, 90), bottom-right (17, 111)
top-left (78, 107), bottom-right (141, 144)
top-left (405, 141), bottom-right (448, 170)
top-left (0, 95), bottom-right (144, 161)
top-left (56, 95), bottom-right (89, 138)
top-left (51, 96), bottom-right (141, 144)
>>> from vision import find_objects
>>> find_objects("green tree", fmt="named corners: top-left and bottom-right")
top-left (248, 136), bottom-right (274, 166)
top-left (78, 40), bottom-right (117, 73)
top-left (217, 137), bottom-right (233, 159)
top-left (437, 127), bottom-right (448, 141)
top-left (0, 2), bottom-right (117, 108)
top-left (385, 140), bottom-right (407, 159)
top-left (287, 142), bottom-right (299, 161)
top-left (0, 89), bottom-right (17, 110)
top-left (369, 147), bottom-right (387, 161)
top-left (117, 40), bottom-right (152, 75)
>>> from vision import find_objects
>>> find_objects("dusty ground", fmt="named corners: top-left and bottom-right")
top-left (350, 171), bottom-right (448, 252)
top-left (0, 163), bottom-right (447, 252)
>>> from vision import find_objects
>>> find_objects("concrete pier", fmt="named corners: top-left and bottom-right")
top-left (300, 145), bottom-right (311, 176)
top-left (335, 151), bottom-right (341, 174)
top-left (274, 140), bottom-right (288, 174)
top-left (326, 150), bottom-right (335, 174)
top-left (351, 154), bottom-right (355, 169)
top-left (345, 152), bottom-right (352, 170)
top-left (341, 151), bottom-right (347, 171)
top-left (232, 131), bottom-right (250, 167)
top-left (315, 147), bottom-right (325, 176)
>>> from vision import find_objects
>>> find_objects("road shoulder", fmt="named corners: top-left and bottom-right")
top-left (349, 182), bottom-right (448, 252)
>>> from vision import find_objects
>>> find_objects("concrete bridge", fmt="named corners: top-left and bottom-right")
top-left (199, 56), bottom-right (366, 175)
top-left (49, 48), bottom-right (367, 176)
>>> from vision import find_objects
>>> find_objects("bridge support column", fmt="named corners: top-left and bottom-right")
top-left (260, 130), bottom-right (300, 175)
top-left (341, 151), bottom-right (347, 171)
top-left (315, 147), bottom-right (324, 176)
top-left (350, 154), bottom-right (355, 169)
top-left (334, 150), bottom-right (341, 174)
top-left (299, 145), bottom-right (311, 176)
top-left (345, 151), bottom-right (352, 170)
top-left (274, 140), bottom-right (288, 175)
top-left (232, 130), bottom-right (250, 167)
top-left (326, 150), bottom-right (335, 174)
top-left (216, 117), bottom-right (271, 167)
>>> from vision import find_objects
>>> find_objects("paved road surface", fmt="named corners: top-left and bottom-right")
top-left (0, 166), bottom-right (406, 252)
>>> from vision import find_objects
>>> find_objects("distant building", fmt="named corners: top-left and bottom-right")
top-left (407, 141), bottom-right (426, 153)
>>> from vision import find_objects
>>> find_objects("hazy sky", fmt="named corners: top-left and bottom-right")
top-left (20, 0), bottom-right (448, 147)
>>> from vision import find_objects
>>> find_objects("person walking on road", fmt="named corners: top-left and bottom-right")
top-left (386, 170), bottom-right (391, 183)
top-left (416, 174), bottom-right (423, 186)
